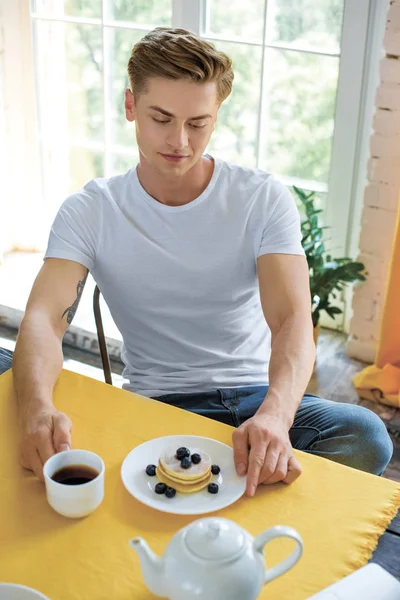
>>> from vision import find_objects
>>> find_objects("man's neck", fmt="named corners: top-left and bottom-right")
top-left (136, 155), bottom-right (214, 207)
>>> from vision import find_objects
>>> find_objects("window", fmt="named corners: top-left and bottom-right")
top-left (30, 0), bottom-right (173, 217)
top-left (1, 0), bottom-right (382, 334)
top-left (204, 0), bottom-right (343, 184)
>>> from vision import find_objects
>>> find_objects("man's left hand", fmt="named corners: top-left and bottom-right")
top-left (232, 413), bottom-right (302, 496)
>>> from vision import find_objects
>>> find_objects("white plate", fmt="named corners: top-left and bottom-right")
top-left (121, 435), bottom-right (246, 515)
top-left (0, 584), bottom-right (49, 599)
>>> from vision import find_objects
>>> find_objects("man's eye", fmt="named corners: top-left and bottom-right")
top-left (152, 117), bottom-right (206, 129)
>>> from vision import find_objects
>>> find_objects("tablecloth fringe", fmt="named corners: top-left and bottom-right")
top-left (350, 485), bottom-right (400, 571)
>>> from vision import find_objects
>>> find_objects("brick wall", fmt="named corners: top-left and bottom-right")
top-left (347, 0), bottom-right (400, 363)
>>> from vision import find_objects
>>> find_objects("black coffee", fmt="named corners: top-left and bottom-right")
top-left (51, 464), bottom-right (99, 485)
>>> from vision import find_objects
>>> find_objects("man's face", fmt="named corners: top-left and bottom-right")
top-left (125, 77), bottom-right (219, 177)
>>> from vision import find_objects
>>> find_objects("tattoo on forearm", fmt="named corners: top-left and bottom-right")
top-left (61, 271), bottom-right (89, 325)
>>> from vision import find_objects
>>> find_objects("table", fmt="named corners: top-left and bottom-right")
top-left (1, 368), bottom-right (400, 600)
top-left (371, 509), bottom-right (400, 578)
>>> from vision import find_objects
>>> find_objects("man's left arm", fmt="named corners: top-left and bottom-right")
top-left (233, 253), bottom-right (315, 495)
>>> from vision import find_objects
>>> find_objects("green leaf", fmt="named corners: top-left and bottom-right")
top-left (327, 306), bottom-right (342, 314)
top-left (325, 306), bottom-right (343, 319)
top-left (295, 184), bottom-right (368, 319)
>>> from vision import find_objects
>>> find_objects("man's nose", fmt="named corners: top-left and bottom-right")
top-left (167, 124), bottom-right (189, 150)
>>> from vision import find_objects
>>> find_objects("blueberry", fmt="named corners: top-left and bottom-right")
top-left (211, 464), bottom-right (220, 475)
top-left (181, 457), bottom-right (191, 469)
top-left (165, 487), bottom-right (176, 498)
top-left (191, 453), bottom-right (201, 464)
top-left (155, 482), bottom-right (167, 494)
top-left (176, 447), bottom-right (190, 460)
top-left (146, 464), bottom-right (157, 476)
top-left (208, 483), bottom-right (219, 494)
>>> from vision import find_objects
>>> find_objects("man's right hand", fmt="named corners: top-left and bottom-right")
top-left (19, 408), bottom-right (72, 481)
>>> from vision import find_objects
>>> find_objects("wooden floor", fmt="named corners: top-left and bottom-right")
top-left (307, 328), bottom-right (367, 403)
top-left (308, 328), bottom-right (400, 483)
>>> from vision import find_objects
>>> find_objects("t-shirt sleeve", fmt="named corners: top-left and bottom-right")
top-left (44, 184), bottom-right (103, 271)
top-left (257, 177), bottom-right (305, 258)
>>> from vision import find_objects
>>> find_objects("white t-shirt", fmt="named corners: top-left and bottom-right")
top-left (45, 154), bottom-right (304, 397)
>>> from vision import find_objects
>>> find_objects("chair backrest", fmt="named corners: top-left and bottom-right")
top-left (93, 286), bottom-right (113, 385)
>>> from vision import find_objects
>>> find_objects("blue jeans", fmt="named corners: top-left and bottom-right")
top-left (0, 349), bottom-right (392, 475)
top-left (153, 386), bottom-right (394, 476)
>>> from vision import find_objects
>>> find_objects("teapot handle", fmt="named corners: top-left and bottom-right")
top-left (253, 525), bottom-right (303, 584)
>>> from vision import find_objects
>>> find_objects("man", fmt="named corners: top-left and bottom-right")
top-left (10, 27), bottom-right (392, 494)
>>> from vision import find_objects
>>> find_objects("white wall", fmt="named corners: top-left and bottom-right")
top-left (347, 0), bottom-right (400, 363)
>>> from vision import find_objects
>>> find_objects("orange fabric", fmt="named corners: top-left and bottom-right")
top-left (354, 200), bottom-right (400, 407)
top-left (0, 369), bottom-right (399, 600)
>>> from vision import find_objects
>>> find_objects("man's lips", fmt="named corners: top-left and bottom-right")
top-left (160, 153), bottom-right (189, 162)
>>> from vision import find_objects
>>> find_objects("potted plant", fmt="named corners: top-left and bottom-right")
top-left (293, 186), bottom-right (366, 343)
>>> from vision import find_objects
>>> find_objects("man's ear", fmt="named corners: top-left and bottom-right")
top-left (125, 89), bottom-right (135, 122)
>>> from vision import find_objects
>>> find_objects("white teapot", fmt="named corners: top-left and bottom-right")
top-left (130, 517), bottom-right (303, 600)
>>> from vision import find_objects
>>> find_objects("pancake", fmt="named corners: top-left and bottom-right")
top-left (157, 461), bottom-right (211, 485)
top-left (159, 447), bottom-right (211, 482)
top-left (156, 465), bottom-right (212, 493)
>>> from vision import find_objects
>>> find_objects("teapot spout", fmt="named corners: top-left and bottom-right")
top-left (129, 537), bottom-right (167, 598)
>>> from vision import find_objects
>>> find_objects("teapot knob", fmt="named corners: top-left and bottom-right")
top-left (207, 521), bottom-right (221, 540)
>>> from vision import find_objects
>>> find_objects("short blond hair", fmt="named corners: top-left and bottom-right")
top-left (128, 27), bottom-right (234, 105)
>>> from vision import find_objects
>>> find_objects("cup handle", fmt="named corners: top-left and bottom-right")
top-left (253, 525), bottom-right (303, 584)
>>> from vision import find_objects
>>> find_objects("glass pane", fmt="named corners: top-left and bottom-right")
top-left (33, 20), bottom-right (104, 144)
top-left (69, 148), bottom-right (104, 193)
top-left (110, 153), bottom-right (139, 176)
top-left (106, 28), bottom-right (144, 147)
top-left (31, 0), bottom-right (102, 18)
top-left (104, 0), bottom-right (172, 24)
top-left (204, 0), bottom-right (265, 43)
top-left (205, 42), bottom-right (262, 167)
top-left (66, 24), bottom-right (104, 142)
top-left (259, 49), bottom-right (339, 184)
top-left (291, 186), bottom-right (326, 214)
top-left (266, 0), bottom-right (344, 53)
top-left (65, 0), bottom-right (102, 18)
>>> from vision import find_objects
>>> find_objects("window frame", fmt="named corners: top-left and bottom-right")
top-left (1, 0), bottom-right (388, 333)
top-left (173, 0), bottom-right (374, 255)
top-left (172, 0), bottom-right (385, 331)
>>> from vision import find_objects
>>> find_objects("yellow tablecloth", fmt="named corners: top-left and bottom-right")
top-left (1, 369), bottom-right (400, 600)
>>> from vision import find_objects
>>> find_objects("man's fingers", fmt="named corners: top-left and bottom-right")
top-left (283, 455), bottom-right (302, 485)
top-left (261, 452), bottom-right (288, 485)
top-left (232, 426), bottom-right (249, 476)
top-left (258, 443), bottom-right (281, 484)
top-left (21, 447), bottom-right (45, 481)
top-left (19, 410), bottom-right (73, 482)
top-left (32, 449), bottom-right (46, 481)
top-left (53, 412), bottom-right (72, 453)
top-left (36, 431), bottom-right (56, 467)
top-left (246, 438), bottom-right (268, 497)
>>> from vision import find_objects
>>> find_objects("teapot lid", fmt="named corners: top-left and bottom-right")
top-left (184, 518), bottom-right (245, 561)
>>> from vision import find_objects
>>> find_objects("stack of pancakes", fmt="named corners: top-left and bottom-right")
top-left (156, 448), bottom-right (212, 493)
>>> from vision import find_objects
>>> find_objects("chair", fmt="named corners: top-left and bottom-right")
top-left (93, 286), bottom-right (113, 385)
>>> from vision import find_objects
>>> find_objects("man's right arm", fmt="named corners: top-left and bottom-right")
top-left (13, 258), bottom-right (89, 480)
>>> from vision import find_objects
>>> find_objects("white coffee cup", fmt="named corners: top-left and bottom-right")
top-left (43, 449), bottom-right (105, 518)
